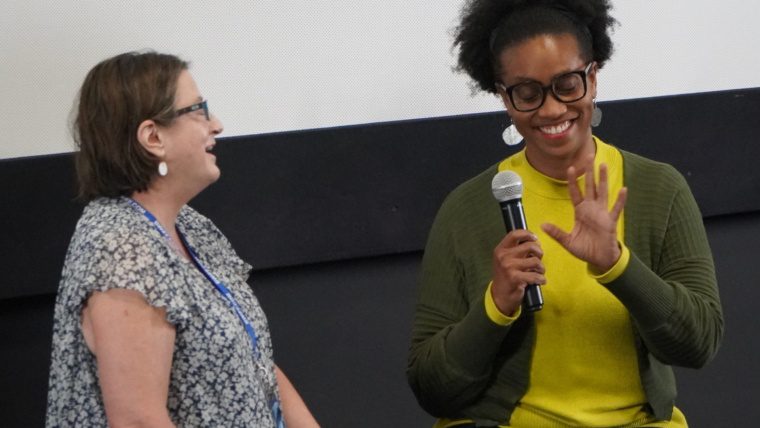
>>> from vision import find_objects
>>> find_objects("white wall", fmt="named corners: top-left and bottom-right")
top-left (2, 0), bottom-right (759, 159)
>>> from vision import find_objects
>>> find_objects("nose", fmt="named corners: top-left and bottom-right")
top-left (536, 92), bottom-right (567, 119)
top-left (210, 114), bottom-right (223, 135)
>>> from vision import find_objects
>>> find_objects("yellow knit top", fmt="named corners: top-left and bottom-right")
top-left (435, 138), bottom-right (686, 427)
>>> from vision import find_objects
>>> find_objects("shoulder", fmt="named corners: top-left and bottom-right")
top-left (179, 204), bottom-right (252, 278)
top-left (438, 163), bottom-right (501, 219)
top-left (58, 197), bottom-right (172, 310)
top-left (619, 149), bottom-right (693, 214)
top-left (178, 204), bottom-right (229, 247)
top-left (426, 162), bottom-right (503, 248)
top-left (619, 150), bottom-right (699, 230)
top-left (70, 197), bottom-right (152, 256)
top-left (620, 150), bottom-right (687, 189)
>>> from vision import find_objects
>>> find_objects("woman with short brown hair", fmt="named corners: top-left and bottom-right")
top-left (46, 51), bottom-right (319, 428)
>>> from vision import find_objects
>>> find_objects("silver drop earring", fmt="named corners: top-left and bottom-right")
top-left (158, 161), bottom-right (168, 177)
top-left (502, 123), bottom-right (524, 147)
top-left (591, 98), bottom-right (603, 127)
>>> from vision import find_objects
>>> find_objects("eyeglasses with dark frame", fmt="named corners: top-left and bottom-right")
top-left (174, 100), bottom-right (210, 120)
top-left (496, 62), bottom-right (595, 113)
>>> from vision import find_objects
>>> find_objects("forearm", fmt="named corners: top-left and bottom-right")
top-left (605, 184), bottom-right (723, 367)
top-left (275, 365), bottom-right (319, 428)
top-left (408, 289), bottom-right (512, 415)
top-left (107, 416), bottom-right (176, 428)
top-left (604, 251), bottom-right (722, 367)
top-left (408, 192), bottom-right (519, 415)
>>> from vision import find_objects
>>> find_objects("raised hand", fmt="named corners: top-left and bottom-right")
top-left (541, 154), bottom-right (627, 273)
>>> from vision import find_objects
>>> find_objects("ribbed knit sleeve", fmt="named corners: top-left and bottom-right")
top-left (406, 165), bottom-right (522, 416)
top-left (607, 152), bottom-right (723, 369)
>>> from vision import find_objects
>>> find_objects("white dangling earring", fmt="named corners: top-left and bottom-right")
top-left (158, 161), bottom-right (168, 177)
top-left (502, 123), bottom-right (524, 146)
top-left (591, 98), bottom-right (603, 127)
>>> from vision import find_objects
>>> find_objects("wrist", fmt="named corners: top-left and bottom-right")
top-left (591, 242), bottom-right (621, 274)
top-left (589, 242), bottom-right (631, 284)
top-left (485, 282), bottom-right (521, 325)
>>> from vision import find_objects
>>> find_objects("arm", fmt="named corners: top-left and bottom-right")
top-left (542, 158), bottom-right (723, 368)
top-left (81, 288), bottom-right (176, 428)
top-left (603, 175), bottom-right (723, 368)
top-left (407, 194), bottom-right (532, 416)
top-left (275, 365), bottom-right (319, 427)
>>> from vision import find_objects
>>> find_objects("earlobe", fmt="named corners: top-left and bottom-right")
top-left (136, 119), bottom-right (165, 158)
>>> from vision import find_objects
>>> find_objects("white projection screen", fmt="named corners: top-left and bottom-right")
top-left (2, 0), bottom-right (759, 159)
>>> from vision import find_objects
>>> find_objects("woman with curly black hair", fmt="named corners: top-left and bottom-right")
top-left (407, 1), bottom-right (723, 427)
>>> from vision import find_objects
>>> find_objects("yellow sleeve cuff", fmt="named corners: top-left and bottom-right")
top-left (589, 242), bottom-right (631, 284)
top-left (484, 281), bottom-right (521, 326)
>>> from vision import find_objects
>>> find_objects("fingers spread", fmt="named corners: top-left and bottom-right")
top-left (611, 187), bottom-right (628, 219)
top-left (598, 163), bottom-right (609, 206)
top-left (584, 161), bottom-right (596, 200)
top-left (541, 222), bottom-right (568, 245)
top-left (566, 166), bottom-right (583, 205)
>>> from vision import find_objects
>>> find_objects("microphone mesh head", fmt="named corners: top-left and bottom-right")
top-left (491, 170), bottom-right (523, 202)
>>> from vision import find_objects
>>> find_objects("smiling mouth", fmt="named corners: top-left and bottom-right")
top-left (538, 120), bottom-right (572, 135)
top-left (205, 144), bottom-right (215, 153)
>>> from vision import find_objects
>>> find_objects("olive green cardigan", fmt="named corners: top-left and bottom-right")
top-left (407, 149), bottom-right (724, 425)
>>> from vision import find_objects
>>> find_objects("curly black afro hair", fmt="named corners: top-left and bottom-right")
top-left (453, 0), bottom-right (617, 94)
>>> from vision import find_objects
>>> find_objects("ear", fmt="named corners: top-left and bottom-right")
top-left (496, 86), bottom-right (512, 111)
top-left (589, 63), bottom-right (599, 99)
top-left (136, 119), bottom-right (166, 158)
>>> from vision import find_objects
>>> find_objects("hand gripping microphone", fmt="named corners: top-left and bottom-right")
top-left (491, 170), bottom-right (544, 312)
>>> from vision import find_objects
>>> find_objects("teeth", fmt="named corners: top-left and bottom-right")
top-left (205, 146), bottom-right (214, 152)
top-left (540, 120), bottom-right (571, 135)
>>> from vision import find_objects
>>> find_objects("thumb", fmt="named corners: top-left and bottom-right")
top-left (541, 222), bottom-right (569, 246)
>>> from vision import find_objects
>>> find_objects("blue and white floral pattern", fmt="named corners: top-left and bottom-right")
top-left (46, 197), bottom-right (279, 427)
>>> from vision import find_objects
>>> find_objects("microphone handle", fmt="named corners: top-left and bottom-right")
top-left (499, 199), bottom-right (544, 312)
top-left (523, 284), bottom-right (544, 312)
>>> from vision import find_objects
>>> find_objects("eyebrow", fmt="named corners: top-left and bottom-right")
top-left (504, 64), bottom-right (585, 85)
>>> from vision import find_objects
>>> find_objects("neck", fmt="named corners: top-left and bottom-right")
top-left (129, 181), bottom-right (196, 261)
top-left (129, 188), bottom-right (185, 232)
top-left (526, 135), bottom-right (597, 180)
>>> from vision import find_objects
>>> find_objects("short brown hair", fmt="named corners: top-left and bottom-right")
top-left (73, 51), bottom-right (188, 200)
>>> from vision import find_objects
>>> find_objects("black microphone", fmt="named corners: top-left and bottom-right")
top-left (491, 170), bottom-right (543, 312)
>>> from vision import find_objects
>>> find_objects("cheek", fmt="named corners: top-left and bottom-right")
top-left (577, 99), bottom-right (595, 121)
top-left (509, 112), bottom-right (533, 132)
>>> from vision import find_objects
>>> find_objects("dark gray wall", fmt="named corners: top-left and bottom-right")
top-left (1, 88), bottom-right (759, 427)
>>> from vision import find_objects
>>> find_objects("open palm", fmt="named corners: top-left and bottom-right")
top-left (541, 158), bottom-right (627, 272)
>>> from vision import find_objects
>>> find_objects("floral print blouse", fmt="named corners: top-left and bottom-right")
top-left (46, 197), bottom-right (280, 427)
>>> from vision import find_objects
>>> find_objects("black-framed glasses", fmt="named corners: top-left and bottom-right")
top-left (496, 62), bottom-right (595, 112)
top-left (174, 100), bottom-right (210, 120)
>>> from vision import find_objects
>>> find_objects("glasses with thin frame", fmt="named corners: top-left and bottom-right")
top-left (174, 100), bottom-right (210, 120)
top-left (496, 62), bottom-right (595, 112)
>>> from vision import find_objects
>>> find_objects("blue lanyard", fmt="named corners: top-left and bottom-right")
top-left (124, 198), bottom-right (261, 356)
top-left (125, 198), bottom-right (284, 426)
top-left (181, 236), bottom-right (262, 358)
